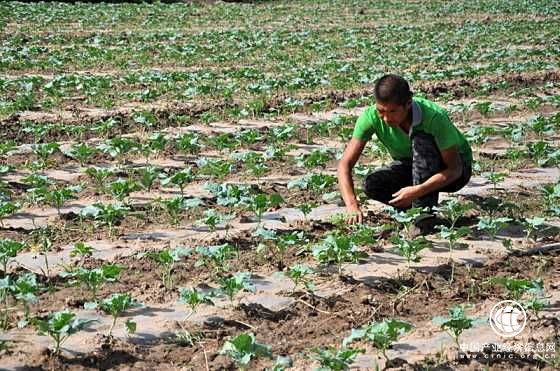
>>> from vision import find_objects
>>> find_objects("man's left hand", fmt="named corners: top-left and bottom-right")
top-left (389, 185), bottom-right (422, 208)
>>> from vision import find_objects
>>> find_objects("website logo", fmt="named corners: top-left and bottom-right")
top-left (489, 300), bottom-right (527, 337)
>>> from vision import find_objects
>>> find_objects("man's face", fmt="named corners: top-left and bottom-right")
top-left (375, 100), bottom-right (411, 128)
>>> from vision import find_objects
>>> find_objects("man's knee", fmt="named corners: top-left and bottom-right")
top-left (363, 169), bottom-right (394, 203)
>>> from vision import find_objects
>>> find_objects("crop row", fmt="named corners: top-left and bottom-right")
top-left (1, 195), bottom-right (556, 367)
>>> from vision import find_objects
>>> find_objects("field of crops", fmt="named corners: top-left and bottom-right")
top-left (0, 0), bottom-right (559, 370)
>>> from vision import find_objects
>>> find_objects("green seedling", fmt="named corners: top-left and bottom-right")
top-left (175, 132), bottom-right (202, 157)
top-left (0, 238), bottom-right (26, 274)
top-left (0, 201), bottom-right (20, 227)
top-left (252, 226), bottom-right (277, 242)
top-left (541, 182), bottom-right (560, 216)
top-left (343, 319), bottom-right (413, 362)
top-left (218, 272), bottom-right (255, 302)
top-left (97, 137), bottom-right (140, 164)
top-left (139, 247), bottom-right (191, 291)
top-left (437, 225), bottom-right (470, 256)
top-left (124, 319), bottom-right (136, 336)
top-left (34, 310), bottom-right (95, 355)
top-left (474, 101), bottom-right (492, 117)
top-left (353, 164), bottom-right (371, 179)
top-left (90, 117), bottom-right (117, 138)
top-left (390, 235), bottom-right (432, 268)
top-left (501, 238), bottom-right (514, 252)
top-left (435, 199), bottom-right (474, 228)
top-left (432, 306), bottom-right (483, 349)
top-left (79, 202), bottom-right (130, 237)
top-left (313, 233), bottom-right (365, 274)
top-left (349, 223), bottom-right (393, 246)
top-left (268, 124), bottom-right (297, 143)
top-left (436, 225), bottom-right (470, 283)
top-left (286, 264), bottom-right (314, 294)
top-left (505, 147), bottom-right (526, 169)
top-left (476, 216), bottom-right (511, 240)
top-left (448, 102), bottom-right (474, 123)
top-left (31, 143), bottom-right (60, 168)
top-left (386, 206), bottom-right (428, 238)
top-left (62, 123), bottom-right (87, 138)
top-left (0, 277), bottom-right (10, 329)
top-left (245, 154), bottom-right (268, 179)
top-left (161, 168), bottom-right (194, 196)
top-left (483, 171), bottom-right (507, 194)
top-left (0, 179), bottom-right (12, 200)
top-left (198, 209), bottom-right (234, 234)
top-left (204, 182), bottom-right (255, 207)
top-left (84, 167), bottom-right (114, 194)
top-left (65, 143), bottom-right (98, 166)
top-left (252, 228), bottom-right (305, 269)
top-left (69, 242), bottom-right (93, 261)
top-left (220, 332), bottom-right (272, 370)
top-left (274, 230), bottom-right (306, 269)
top-left (502, 122), bottom-right (526, 143)
top-left (0, 140), bottom-right (16, 160)
top-left (99, 293), bottom-right (141, 336)
top-left (45, 185), bottom-right (81, 217)
top-left (22, 122), bottom-right (52, 144)
top-left (195, 243), bottom-right (237, 278)
top-left (174, 328), bottom-right (204, 347)
top-left (237, 129), bottom-right (263, 147)
top-left (8, 273), bottom-right (42, 328)
top-left (60, 263), bottom-right (122, 301)
top-left (36, 234), bottom-right (53, 279)
top-left (488, 277), bottom-right (540, 301)
top-left (142, 132), bottom-right (168, 160)
top-left (522, 217), bottom-right (546, 242)
top-left (524, 296), bottom-right (548, 319)
top-left (528, 114), bottom-right (553, 138)
top-left (287, 173), bottom-right (337, 195)
top-left (156, 196), bottom-right (189, 226)
top-left (527, 140), bottom-right (550, 166)
top-left (297, 202), bottom-right (317, 223)
top-left (245, 193), bottom-right (283, 224)
top-left (178, 287), bottom-right (214, 319)
top-left (196, 158), bottom-right (233, 180)
top-left (207, 133), bottom-right (239, 153)
top-left (465, 125), bottom-right (494, 146)
top-left (310, 346), bottom-right (365, 371)
top-left (524, 97), bottom-right (543, 111)
top-left (137, 166), bottom-right (162, 191)
top-left (366, 142), bottom-right (390, 165)
top-left (22, 173), bottom-right (50, 189)
top-left (263, 144), bottom-right (296, 161)
top-left (108, 178), bottom-right (140, 203)
top-left (296, 148), bottom-right (331, 169)
top-left (132, 111), bottom-right (157, 129)
top-left (272, 355), bottom-right (293, 371)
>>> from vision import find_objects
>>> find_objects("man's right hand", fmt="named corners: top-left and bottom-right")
top-left (346, 205), bottom-right (363, 225)
top-left (337, 137), bottom-right (367, 226)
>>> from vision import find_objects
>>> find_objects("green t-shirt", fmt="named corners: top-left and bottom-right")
top-left (352, 97), bottom-right (472, 163)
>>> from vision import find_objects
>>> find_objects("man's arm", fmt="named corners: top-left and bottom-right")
top-left (389, 146), bottom-right (463, 208)
top-left (337, 137), bottom-right (367, 224)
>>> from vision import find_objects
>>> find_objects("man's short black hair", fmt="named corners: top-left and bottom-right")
top-left (374, 74), bottom-right (413, 106)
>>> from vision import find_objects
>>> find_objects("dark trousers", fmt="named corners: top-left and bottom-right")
top-left (363, 132), bottom-right (471, 210)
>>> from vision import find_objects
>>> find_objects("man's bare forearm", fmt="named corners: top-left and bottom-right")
top-left (416, 167), bottom-right (461, 198)
top-left (337, 165), bottom-right (359, 208)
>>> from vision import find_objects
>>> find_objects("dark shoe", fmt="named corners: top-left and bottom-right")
top-left (409, 215), bottom-right (448, 238)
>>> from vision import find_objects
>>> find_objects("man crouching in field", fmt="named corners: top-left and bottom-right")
top-left (337, 74), bottom-right (473, 231)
